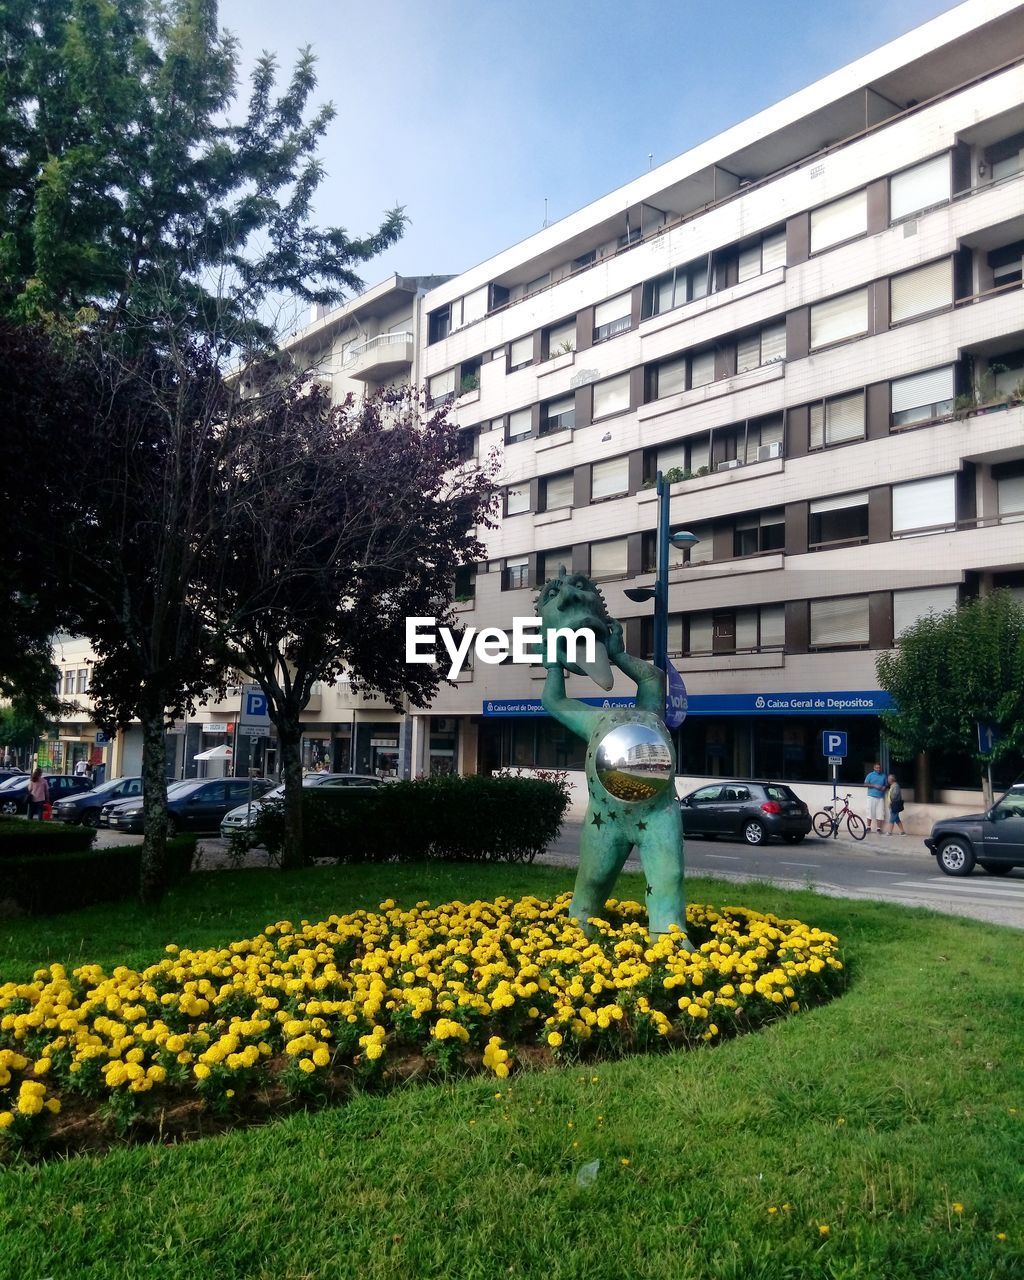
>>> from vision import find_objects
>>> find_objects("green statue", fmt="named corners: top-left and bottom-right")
top-left (537, 567), bottom-right (692, 946)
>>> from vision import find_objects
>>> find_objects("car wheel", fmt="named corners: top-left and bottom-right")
top-left (782, 834), bottom-right (805, 844)
top-left (81, 808), bottom-right (100, 827)
top-left (937, 837), bottom-right (975, 877)
top-left (742, 820), bottom-right (766, 846)
top-left (979, 861), bottom-right (1014, 876)
top-left (0, 799), bottom-right (19, 816)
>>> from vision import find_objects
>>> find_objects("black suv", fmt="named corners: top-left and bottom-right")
top-left (104, 776), bottom-right (277, 834)
top-left (0, 773), bottom-right (93, 816)
top-left (925, 783), bottom-right (1024, 876)
top-left (679, 780), bottom-right (812, 845)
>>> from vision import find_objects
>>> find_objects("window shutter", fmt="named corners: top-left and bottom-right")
top-left (810, 189), bottom-right (867, 252)
top-left (589, 538), bottom-right (628, 578)
top-left (656, 442), bottom-right (690, 472)
top-left (688, 525), bottom-right (714, 564)
top-left (890, 259), bottom-right (952, 323)
top-left (736, 331), bottom-right (761, 373)
top-left (737, 242), bottom-right (762, 282)
top-left (591, 457), bottom-right (629, 500)
top-left (593, 373), bottom-right (630, 417)
top-left (892, 475), bottom-right (956, 533)
top-left (689, 437), bottom-right (710, 471)
top-left (761, 230), bottom-right (786, 272)
top-left (688, 615), bottom-right (713, 653)
top-left (656, 357), bottom-right (687, 397)
top-left (893, 586), bottom-right (958, 637)
top-left (507, 408), bottom-right (531, 439)
top-left (594, 293), bottom-right (630, 327)
top-left (506, 486), bottom-right (529, 516)
top-left (690, 349), bottom-right (715, 387)
top-left (735, 609), bottom-right (758, 649)
top-left (509, 336), bottom-right (533, 368)
top-left (812, 392), bottom-right (865, 448)
top-left (810, 492), bottom-right (869, 516)
top-left (890, 153), bottom-right (950, 221)
top-left (540, 550), bottom-right (570, 582)
top-left (998, 474), bottom-right (1024, 515)
top-left (759, 605), bottom-right (785, 648)
top-left (810, 288), bottom-right (869, 348)
top-left (667, 616), bottom-right (684, 655)
top-left (547, 319), bottom-right (576, 352)
top-left (810, 597), bottom-right (869, 646)
top-left (429, 369), bottom-right (455, 399)
top-left (462, 286), bottom-right (488, 324)
top-left (544, 472), bottom-right (574, 509)
top-left (891, 366), bottom-right (955, 415)
top-left (760, 322), bottom-right (786, 364)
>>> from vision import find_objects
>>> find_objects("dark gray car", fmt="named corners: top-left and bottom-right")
top-left (679, 780), bottom-right (812, 846)
top-left (924, 783), bottom-right (1024, 876)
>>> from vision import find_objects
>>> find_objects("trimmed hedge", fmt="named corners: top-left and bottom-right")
top-left (252, 775), bottom-right (570, 865)
top-left (0, 819), bottom-right (97, 858)
top-left (0, 836), bottom-right (198, 916)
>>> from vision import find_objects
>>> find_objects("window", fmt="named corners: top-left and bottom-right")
top-left (891, 475), bottom-right (956, 535)
top-left (593, 293), bottom-right (631, 342)
top-left (759, 604), bottom-right (785, 648)
top-left (890, 259), bottom-right (952, 324)
top-left (810, 597), bottom-right (870, 648)
top-left (890, 153), bottom-right (950, 221)
top-left (544, 318), bottom-right (576, 358)
top-left (893, 586), bottom-right (958, 637)
top-left (690, 347), bottom-right (715, 388)
top-left (735, 228), bottom-right (786, 282)
top-left (997, 466), bottom-right (1024, 517)
top-left (989, 240), bottom-right (1024, 289)
top-left (589, 538), bottom-right (628, 579)
top-left (509, 336), bottom-right (533, 371)
top-left (506, 486), bottom-right (530, 516)
top-left (76, 668), bottom-right (89, 693)
top-left (593, 372), bottom-right (630, 419)
top-left (687, 615), bottom-right (714, 654)
top-left (454, 564), bottom-right (476, 602)
top-left (541, 471), bottom-right (574, 511)
top-left (809, 492), bottom-right (869, 547)
top-left (591, 456), bottom-right (629, 501)
top-left (986, 130), bottom-right (1024, 182)
top-left (505, 557), bottom-right (530, 590)
top-left (651, 436), bottom-right (710, 478)
top-left (647, 356), bottom-right (686, 399)
top-left (506, 409), bottom-right (532, 442)
top-left (733, 509), bottom-right (784, 557)
top-left (428, 369), bottom-right (455, 404)
top-left (428, 306), bottom-right (450, 344)
top-left (541, 395), bottom-right (575, 435)
top-left (810, 391), bottom-right (865, 449)
top-left (810, 287), bottom-right (869, 349)
top-left (572, 250), bottom-right (596, 272)
top-left (524, 273), bottom-right (550, 296)
top-left (539, 549), bottom-right (571, 583)
top-left (687, 524), bottom-right (714, 565)
top-left (991, 350), bottom-right (1024, 396)
top-left (456, 426), bottom-right (478, 463)
top-left (641, 259), bottom-right (709, 318)
top-left (890, 366), bottom-right (955, 427)
top-left (458, 357), bottom-right (481, 395)
top-left (63, 670), bottom-right (74, 694)
top-left (810, 189), bottom-right (867, 253)
top-left (743, 414), bottom-right (784, 464)
top-left (735, 321), bottom-right (786, 373)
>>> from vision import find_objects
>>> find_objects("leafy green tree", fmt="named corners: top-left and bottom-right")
top-left (877, 591), bottom-right (1024, 799)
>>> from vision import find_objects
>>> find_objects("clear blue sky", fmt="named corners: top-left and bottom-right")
top-left (219, 0), bottom-right (963, 292)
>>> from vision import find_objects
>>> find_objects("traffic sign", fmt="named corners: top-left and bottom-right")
top-left (237, 725), bottom-right (269, 738)
top-left (821, 730), bottom-right (847, 758)
top-left (977, 722), bottom-right (1000, 754)
top-left (828, 755), bottom-right (842, 766)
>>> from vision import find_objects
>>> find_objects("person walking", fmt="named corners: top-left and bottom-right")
top-left (864, 761), bottom-right (888, 833)
top-left (26, 768), bottom-right (50, 821)
top-left (887, 774), bottom-right (906, 835)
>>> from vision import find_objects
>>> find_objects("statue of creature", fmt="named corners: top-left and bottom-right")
top-left (537, 567), bottom-right (692, 946)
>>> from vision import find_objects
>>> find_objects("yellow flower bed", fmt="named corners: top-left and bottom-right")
top-left (0, 893), bottom-right (843, 1152)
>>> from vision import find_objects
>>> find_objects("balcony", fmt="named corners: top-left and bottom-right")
top-left (343, 331), bottom-right (414, 382)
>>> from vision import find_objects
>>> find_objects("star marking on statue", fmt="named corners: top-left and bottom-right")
top-left (591, 812), bottom-right (605, 828)
top-left (637, 820), bottom-right (647, 831)
top-left (645, 884), bottom-right (654, 898)
top-left (606, 810), bottom-right (618, 821)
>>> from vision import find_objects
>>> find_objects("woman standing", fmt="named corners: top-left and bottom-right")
top-left (26, 768), bottom-right (50, 820)
top-left (886, 773), bottom-right (906, 835)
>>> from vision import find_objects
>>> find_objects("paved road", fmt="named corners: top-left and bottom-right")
top-left (94, 824), bottom-right (1024, 930)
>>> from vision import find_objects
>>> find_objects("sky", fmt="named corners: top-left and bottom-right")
top-left (218, 0), bottom-right (965, 295)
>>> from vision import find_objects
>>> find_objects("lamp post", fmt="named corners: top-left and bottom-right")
top-left (624, 470), bottom-right (699, 675)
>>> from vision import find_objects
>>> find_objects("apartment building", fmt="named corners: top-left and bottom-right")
top-left (407, 0), bottom-right (1024, 794)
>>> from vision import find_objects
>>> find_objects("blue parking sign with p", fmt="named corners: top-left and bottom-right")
top-left (244, 690), bottom-right (268, 718)
top-left (821, 730), bottom-right (847, 758)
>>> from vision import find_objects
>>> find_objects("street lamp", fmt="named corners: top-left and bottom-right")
top-left (624, 470), bottom-right (699, 674)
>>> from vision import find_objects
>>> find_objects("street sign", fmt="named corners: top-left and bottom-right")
top-left (95, 731), bottom-right (109, 744)
top-left (977, 722), bottom-right (1000, 754)
top-left (665, 661), bottom-right (688, 730)
top-left (243, 687), bottom-right (270, 720)
top-left (237, 725), bottom-right (269, 738)
top-left (821, 730), bottom-right (847, 758)
top-left (828, 755), bottom-right (842, 766)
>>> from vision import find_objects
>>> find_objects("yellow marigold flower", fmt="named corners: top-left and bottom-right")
top-left (951, 1203), bottom-right (964, 1214)
top-left (819, 1225), bottom-right (830, 1237)
top-left (298, 1058), bottom-right (315, 1074)
top-left (0, 1112), bottom-right (14, 1129)
top-left (547, 1031), bottom-right (563, 1048)
top-left (193, 1063), bottom-right (211, 1080)
top-left (45, 1098), bottom-right (61, 1114)
top-left (364, 1041), bottom-right (384, 1061)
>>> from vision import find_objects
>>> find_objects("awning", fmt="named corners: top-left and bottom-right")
top-left (194, 744), bottom-right (234, 760)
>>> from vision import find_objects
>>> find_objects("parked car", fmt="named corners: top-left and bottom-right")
top-left (0, 768), bottom-right (25, 784)
top-left (50, 776), bottom-right (144, 826)
top-left (925, 783), bottom-right (1024, 876)
top-left (679, 780), bottom-right (813, 846)
top-left (0, 773), bottom-right (94, 816)
top-left (103, 776), bottom-right (277, 834)
top-left (219, 773), bottom-right (381, 838)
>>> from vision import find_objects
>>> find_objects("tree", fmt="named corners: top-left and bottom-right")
top-left (0, 2), bottom-right (405, 899)
top-left (211, 383), bottom-right (497, 868)
top-left (877, 591), bottom-right (1024, 802)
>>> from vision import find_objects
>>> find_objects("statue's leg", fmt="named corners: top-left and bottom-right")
top-left (569, 812), bottom-right (632, 933)
top-left (636, 801), bottom-right (691, 945)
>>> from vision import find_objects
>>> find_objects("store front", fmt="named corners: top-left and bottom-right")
top-left (354, 721), bottom-right (401, 777)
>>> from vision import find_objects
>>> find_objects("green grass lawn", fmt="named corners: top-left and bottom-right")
top-left (1, 862), bottom-right (1022, 1280)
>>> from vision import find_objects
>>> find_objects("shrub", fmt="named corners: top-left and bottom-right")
top-left (250, 775), bottom-right (570, 865)
top-left (0, 820), bottom-right (97, 858)
top-left (0, 836), bottom-right (197, 915)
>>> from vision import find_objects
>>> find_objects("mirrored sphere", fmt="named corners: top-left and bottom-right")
top-left (595, 722), bottom-right (674, 803)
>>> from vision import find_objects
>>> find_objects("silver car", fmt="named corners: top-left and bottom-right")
top-left (219, 773), bottom-right (381, 838)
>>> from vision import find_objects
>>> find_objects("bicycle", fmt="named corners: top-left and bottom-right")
top-left (812, 793), bottom-right (867, 841)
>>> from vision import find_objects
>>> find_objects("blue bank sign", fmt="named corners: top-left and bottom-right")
top-left (482, 690), bottom-right (894, 717)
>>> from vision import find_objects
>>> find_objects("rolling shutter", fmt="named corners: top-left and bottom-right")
top-left (506, 486), bottom-right (529, 516)
top-left (543, 472), bottom-right (574, 509)
top-left (509, 336), bottom-right (533, 369)
top-left (688, 524), bottom-right (714, 564)
top-left (547, 319), bottom-right (576, 353)
top-left (593, 373), bottom-right (630, 417)
top-left (594, 294), bottom-right (630, 328)
top-left (736, 331), bottom-right (761, 373)
top-left (429, 369), bottom-right (455, 400)
top-left (890, 153), bottom-right (950, 220)
top-left (690, 348), bottom-right (715, 387)
top-left (591, 457), bottom-right (629, 500)
top-left (810, 392), bottom-right (865, 448)
top-left (761, 230), bottom-right (786, 272)
top-left (997, 474), bottom-right (1024, 515)
top-left (810, 288), bottom-right (869, 348)
top-left (891, 475), bottom-right (956, 534)
top-left (759, 605), bottom-right (785, 648)
top-left (810, 190), bottom-right (867, 252)
top-left (810, 597), bottom-right (869, 647)
top-left (656, 442), bottom-right (689, 473)
top-left (688, 615), bottom-right (713, 653)
top-left (890, 259), bottom-right (952, 323)
top-left (589, 538), bottom-right (628, 578)
top-left (760, 322), bottom-right (786, 364)
top-left (507, 408), bottom-right (532, 439)
top-left (891, 366), bottom-right (955, 416)
top-left (462, 287), bottom-right (488, 325)
top-left (893, 586), bottom-right (958, 637)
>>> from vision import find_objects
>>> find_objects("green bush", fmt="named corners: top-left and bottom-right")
top-left (0, 836), bottom-right (197, 915)
top-left (250, 775), bottom-right (570, 866)
top-left (0, 819), bottom-right (97, 858)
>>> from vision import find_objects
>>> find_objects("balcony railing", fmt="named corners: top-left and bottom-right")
top-left (342, 332), bottom-right (414, 366)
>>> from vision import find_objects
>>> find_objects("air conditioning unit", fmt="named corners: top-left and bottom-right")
top-left (716, 459), bottom-right (743, 472)
top-left (756, 442), bottom-right (783, 462)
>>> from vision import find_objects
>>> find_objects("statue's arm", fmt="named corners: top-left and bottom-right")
top-left (541, 665), bottom-right (600, 740)
top-left (606, 619), bottom-right (665, 714)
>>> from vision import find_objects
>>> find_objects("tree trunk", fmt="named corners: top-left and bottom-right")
top-left (278, 723), bottom-right (304, 870)
top-left (139, 705), bottom-right (170, 904)
top-left (914, 751), bottom-right (932, 805)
